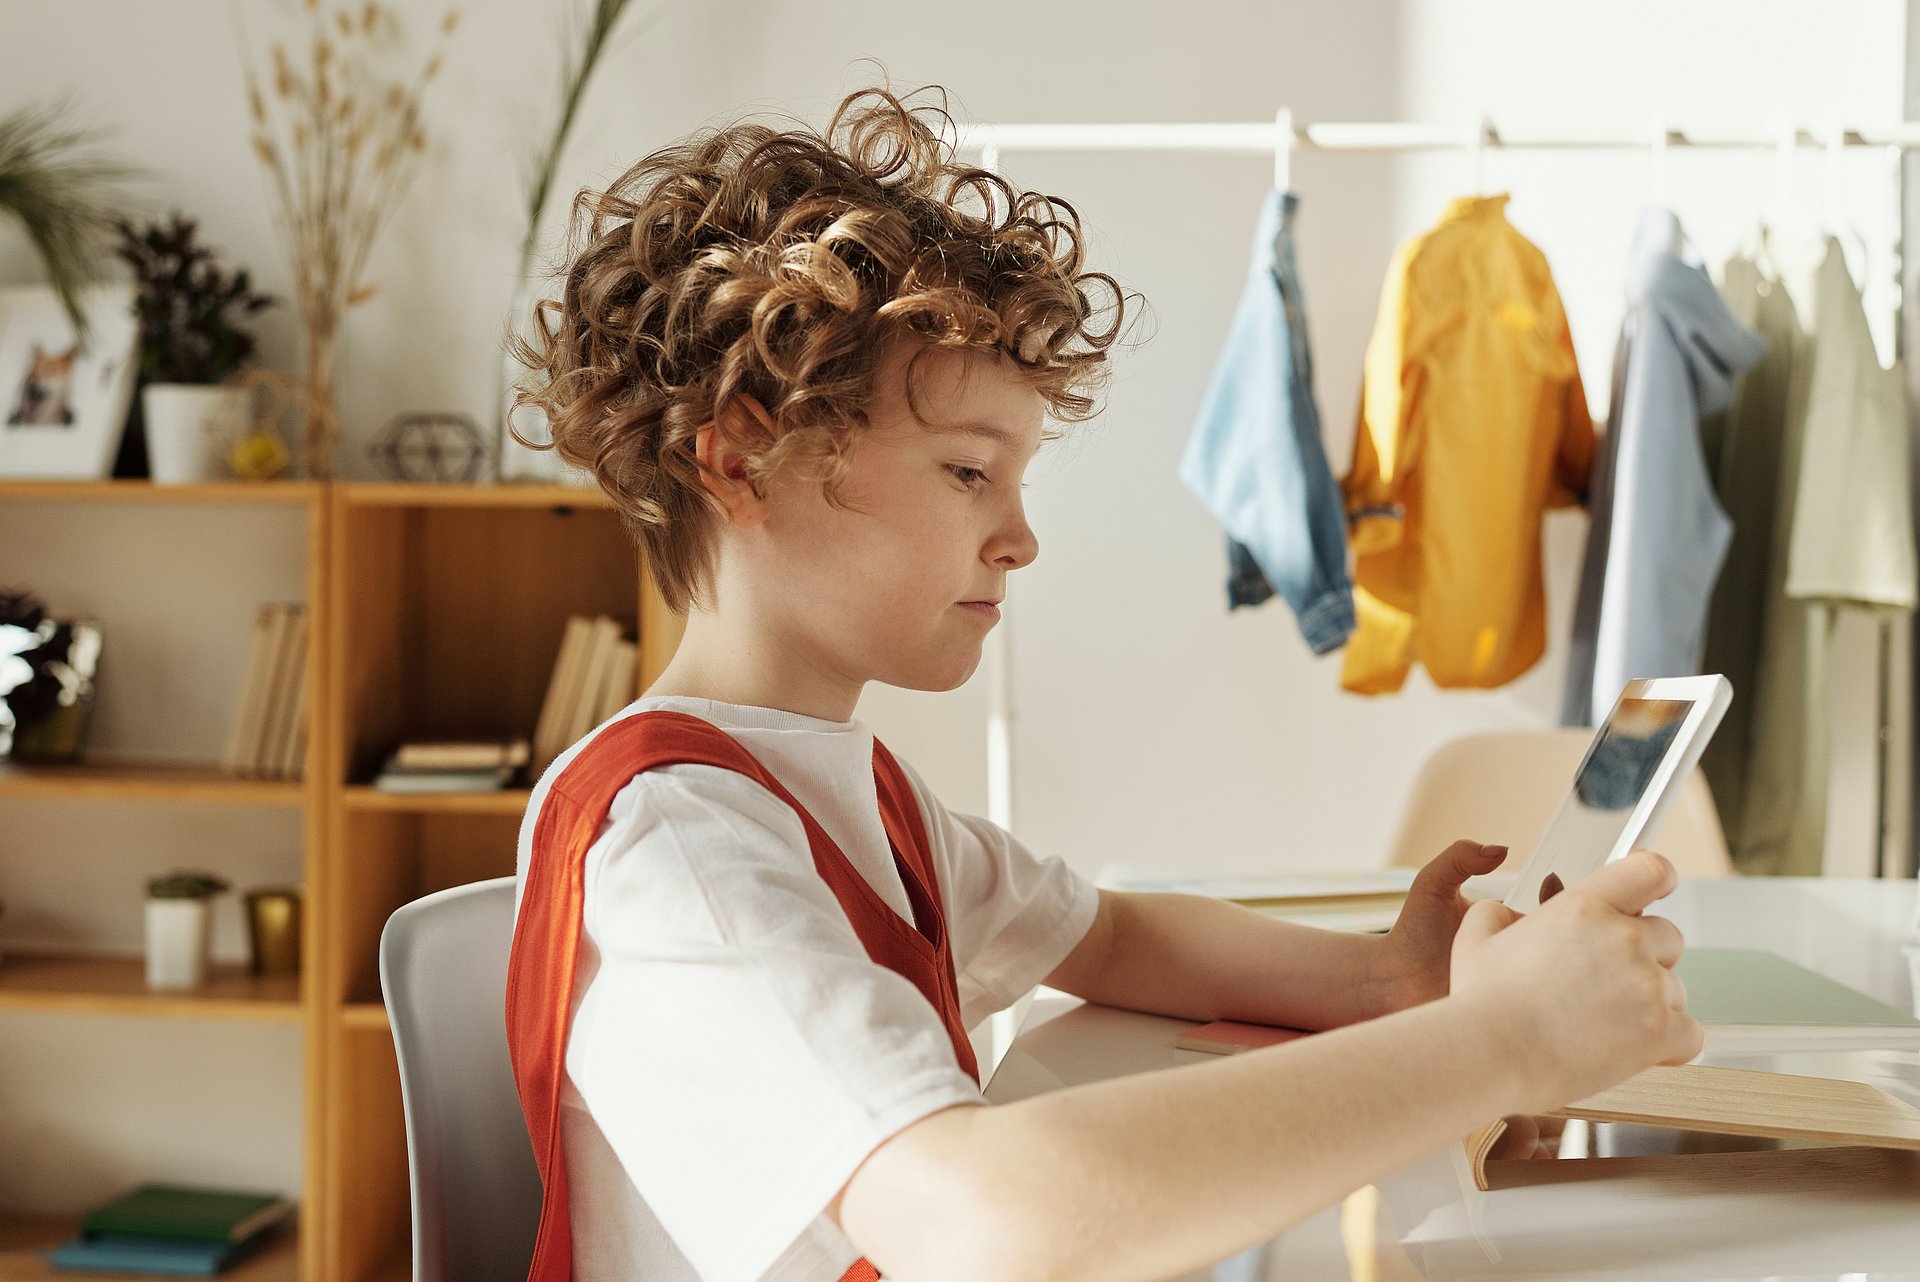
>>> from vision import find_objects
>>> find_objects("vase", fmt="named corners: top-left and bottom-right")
top-left (497, 286), bottom-right (594, 486)
top-left (142, 384), bottom-right (250, 484)
top-left (300, 323), bottom-right (343, 481)
top-left (244, 887), bottom-right (302, 976)
top-left (145, 897), bottom-right (212, 989)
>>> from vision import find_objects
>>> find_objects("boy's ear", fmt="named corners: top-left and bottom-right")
top-left (695, 394), bottom-right (775, 528)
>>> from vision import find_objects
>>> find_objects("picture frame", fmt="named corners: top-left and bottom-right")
top-left (0, 283), bottom-right (140, 480)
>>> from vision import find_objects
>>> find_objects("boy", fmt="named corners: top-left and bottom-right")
top-left (507, 83), bottom-right (1700, 1282)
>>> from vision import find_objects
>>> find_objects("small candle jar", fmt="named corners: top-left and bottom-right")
top-left (245, 887), bottom-right (302, 977)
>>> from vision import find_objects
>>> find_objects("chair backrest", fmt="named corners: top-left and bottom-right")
top-left (1382, 729), bottom-right (1733, 878)
top-left (380, 876), bottom-right (541, 1282)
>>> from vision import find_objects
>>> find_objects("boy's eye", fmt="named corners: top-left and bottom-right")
top-left (945, 463), bottom-right (989, 490)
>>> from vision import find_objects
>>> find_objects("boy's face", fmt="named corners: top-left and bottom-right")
top-left (750, 337), bottom-right (1044, 696)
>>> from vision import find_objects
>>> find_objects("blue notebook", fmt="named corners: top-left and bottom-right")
top-left (50, 1232), bottom-right (249, 1276)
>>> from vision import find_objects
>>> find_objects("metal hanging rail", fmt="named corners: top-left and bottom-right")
top-left (956, 110), bottom-right (1914, 883)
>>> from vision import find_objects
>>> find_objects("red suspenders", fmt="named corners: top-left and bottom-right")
top-left (506, 710), bottom-right (979, 1281)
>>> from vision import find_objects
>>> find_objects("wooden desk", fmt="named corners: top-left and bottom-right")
top-left (984, 877), bottom-right (1920, 1282)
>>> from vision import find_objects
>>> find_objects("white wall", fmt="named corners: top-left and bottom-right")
top-left (0, 0), bottom-right (1910, 1206)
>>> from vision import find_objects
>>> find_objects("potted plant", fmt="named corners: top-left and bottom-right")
top-left (145, 870), bottom-right (230, 989)
top-left (0, 98), bottom-right (137, 341)
top-left (113, 213), bottom-right (276, 483)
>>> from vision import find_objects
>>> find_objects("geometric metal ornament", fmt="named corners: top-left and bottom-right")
top-left (366, 411), bottom-right (490, 484)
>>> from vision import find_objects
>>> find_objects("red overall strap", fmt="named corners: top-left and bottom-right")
top-left (506, 710), bottom-right (978, 1282)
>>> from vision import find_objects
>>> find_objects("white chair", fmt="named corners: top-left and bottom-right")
top-left (381, 876), bottom-right (542, 1282)
top-left (1383, 729), bottom-right (1733, 878)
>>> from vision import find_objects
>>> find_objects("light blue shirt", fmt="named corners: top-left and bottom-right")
top-left (1564, 210), bottom-right (1766, 726)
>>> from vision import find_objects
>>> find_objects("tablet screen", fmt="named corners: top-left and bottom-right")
top-left (1508, 697), bottom-right (1691, 910)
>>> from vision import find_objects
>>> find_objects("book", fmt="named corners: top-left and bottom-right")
top-left (1099, 866), bottom-right (1412, 934)
top-left (221, 605), bottom-right (276, 774)
top-left (1466, 1062), bottom-right (1920, 1192)
top-left (266, 607), bottom-right (307, 780)
top-left (276, 626), bottom-right (310, 781)
top-left (50, 1231), bottom-right (259, 1276)
top-left (561, 617), bottom-right (619, 749)
top-left (1243, 903), bottom-right (1401, 934)
top-left (391, 738), bottom-right (531, 772)
top-left (80, 1183), bottom-right (291, 1245)
top-left (248, 605), bottom-right (294, 778)
top-left (596, 638), bottom-right (636, 723)
top-left (1174, 1020), bottom-right (1313, 1056)
top-left (373, 766), bottom-right (517, 794)
top-left (1677, 948), bottom-right (1920, 1047)
top-left (1096, 867), bottom-right (1416, 906)
top-left (533, 616), bottom-right (592, 769)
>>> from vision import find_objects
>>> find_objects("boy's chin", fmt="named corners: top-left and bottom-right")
top-left (881, 650), bottom-right (983, 694)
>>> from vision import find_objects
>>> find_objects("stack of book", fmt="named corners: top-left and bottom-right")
top-left (532, 614), bottom-right (639, 774)
top-left (1095, 867), bottom-right (1417, 934)
top-left (373, 736), bottom-right (532, 794)
top-left (49, 1182), bottom-right (292, 1276)
top-left (222, 603), bottom-right (309, 780)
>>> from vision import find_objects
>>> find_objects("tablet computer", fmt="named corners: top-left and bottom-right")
top-left (1503, 675), bottom-right (1732, 913)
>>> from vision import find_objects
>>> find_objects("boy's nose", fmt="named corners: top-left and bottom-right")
top-left (991, 507), bottom-right (1040, 570)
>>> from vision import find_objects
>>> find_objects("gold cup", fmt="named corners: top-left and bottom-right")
top-left (245, 887), bottom-right (302, 976)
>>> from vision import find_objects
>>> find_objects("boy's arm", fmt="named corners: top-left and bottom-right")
top-left (833, 852), bottom-right (1701, 1282)
top-left (1044, 841), bottom-right (1505, 1029)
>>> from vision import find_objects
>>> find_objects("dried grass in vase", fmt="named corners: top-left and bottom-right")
top-left (236, 0), bottom-right (460, 479)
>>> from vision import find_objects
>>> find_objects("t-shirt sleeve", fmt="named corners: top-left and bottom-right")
top-left (564, 764), bottom-right (986, 1282)
top-left (896, 760), bottom-right (1101, 1028)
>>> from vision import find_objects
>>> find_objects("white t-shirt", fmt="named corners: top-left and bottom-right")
top-left (512, 695), bottom-right (1100, 1282)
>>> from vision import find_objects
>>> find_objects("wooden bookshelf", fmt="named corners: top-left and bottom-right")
top-left (0, 479), bottom-right (323, 506)
top-left (0, 954), bottom-right (301, 1022)
top-left (0, 761), bottom-right (309, 807)
top-left (0, 479), bottom-right (683, 1280)
top-left (318, 482), bottom-right (680, 1282)
top-left (338, 784), bottom-right (532, 815)
top-left (0, 479), bottom-right (330, 1280)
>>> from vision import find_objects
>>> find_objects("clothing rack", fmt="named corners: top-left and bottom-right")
top-left (955, 112), bottom-right (1920, 880)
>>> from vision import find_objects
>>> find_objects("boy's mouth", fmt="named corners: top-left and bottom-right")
top-left (956, 600), bottom-right (1002, 620)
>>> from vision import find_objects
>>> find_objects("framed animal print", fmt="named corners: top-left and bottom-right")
top-left (0, 283), bottom-right (139, 480)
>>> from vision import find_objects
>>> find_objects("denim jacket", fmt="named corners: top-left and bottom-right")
top-left (1180, 189), bottom-right (1355, 654)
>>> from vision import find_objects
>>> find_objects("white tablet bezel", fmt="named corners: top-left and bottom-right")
top-left (1502, 674), bottom-right (1732, 912)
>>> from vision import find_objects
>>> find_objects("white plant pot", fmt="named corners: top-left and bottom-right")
top-left (145, 897), bottom-right (213, 989)
top-left (143, 383), bottom-right (250, 484)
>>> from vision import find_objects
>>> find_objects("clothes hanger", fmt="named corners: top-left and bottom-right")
top-left (1638, 119), bottom-right (1685, 259)
top-left (1820, 118), bottom-right (1873, 293)
top-left (1468, 115), bottom-right (1497, 197)
top-left (1649, 119), bottom-right (1671, 210)
top-left (1274, 106), bottom-right (1293, 195)
top-left (1749, 117), bottom-right (1796, 283)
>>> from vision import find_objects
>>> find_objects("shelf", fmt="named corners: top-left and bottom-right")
top-left (369, 1249), bottom-right (411, 1282)
top-left (0, 761), bottom-right (309, 808)
top-left (0, 479), bottom-right (322, 506)
top-left (0, 954), bottom-right (302, 1023)
top-left (340, 1002), bottom-right (391, 1032)
top-left (338, 481), bottom-right (611, 509)
top-left (0, 1210), bottom-right (297, 1280)
top-left (342, 784), bottom-right (532, 815)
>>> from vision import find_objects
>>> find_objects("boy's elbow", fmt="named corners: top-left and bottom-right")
top-left (837, 1103), bottom-right (1070, 1282)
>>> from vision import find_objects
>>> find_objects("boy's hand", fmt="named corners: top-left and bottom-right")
top-left (1449, 850), bottom-right (1703, 1114)
top-left (1377, 839), bottom-right (1510, 1010)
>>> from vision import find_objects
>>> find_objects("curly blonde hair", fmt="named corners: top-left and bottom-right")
top-left (506, 80), bottom-right (1139, 613)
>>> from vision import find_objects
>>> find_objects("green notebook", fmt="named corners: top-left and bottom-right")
top-left (1676, 948), bottom-right (1920, 1037)
top-left (81, 1184), bottom-right (292, 1245)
